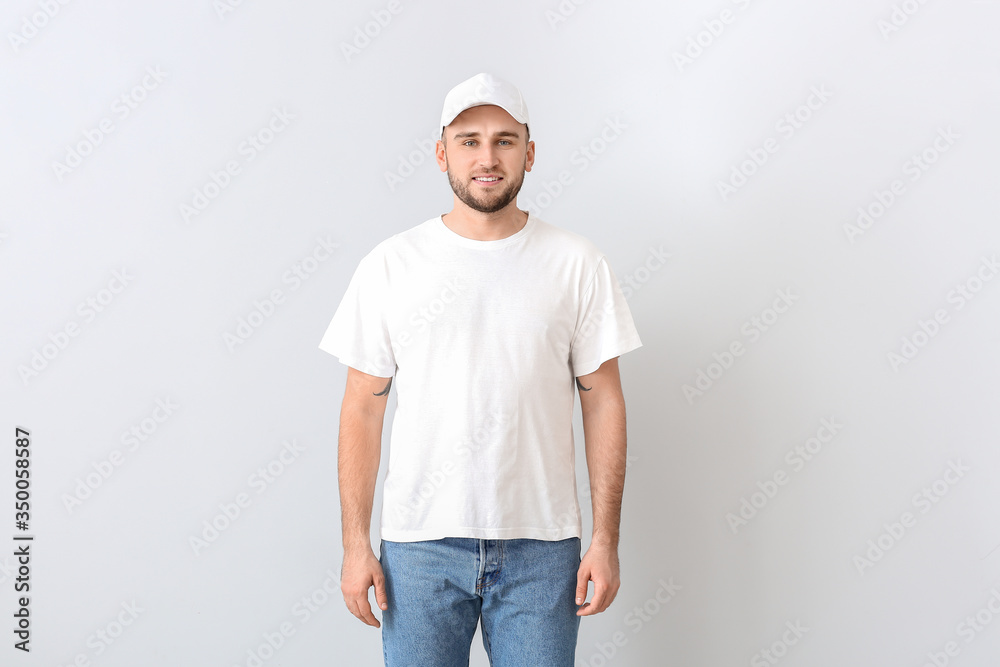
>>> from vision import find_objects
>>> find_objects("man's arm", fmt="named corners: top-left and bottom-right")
top-left (574, 356), bottom-right (627, 616)
top-left (339, 366), bottom-right (393, 628)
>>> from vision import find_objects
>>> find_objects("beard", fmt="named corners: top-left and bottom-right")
top-left (446, 163), bottom-right (526, 214)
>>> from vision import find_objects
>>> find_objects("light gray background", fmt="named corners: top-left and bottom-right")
top-left (2, 1), bottom-right (999, 665)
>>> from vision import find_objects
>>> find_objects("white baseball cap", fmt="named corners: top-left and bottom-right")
top-left (439, 72), bottom-right (530, 140)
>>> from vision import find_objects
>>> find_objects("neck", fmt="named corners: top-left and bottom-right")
top-left (442, 204), bottom-right (528, 241)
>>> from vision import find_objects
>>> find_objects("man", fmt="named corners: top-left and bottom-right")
top-left (319, 72), bottom-right (642, 666)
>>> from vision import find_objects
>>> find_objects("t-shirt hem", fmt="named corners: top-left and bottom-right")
top-left (572, 337), bottom-right (644, 377)
top-left (380, 526), bottom-right (582, 542)
top-left (317, 344), bottom-right (395, 378)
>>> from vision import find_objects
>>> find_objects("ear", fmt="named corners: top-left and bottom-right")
top-left (524, 139), bottom-right (535, 173)
top-left (435, 138), bottom-right (448, 172)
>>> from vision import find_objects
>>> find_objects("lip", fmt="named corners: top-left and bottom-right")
top-left (472, 175), bottom-right (503, 187)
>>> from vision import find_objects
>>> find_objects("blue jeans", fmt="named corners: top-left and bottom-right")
top-left (378, 537), bottom-right (582, 666)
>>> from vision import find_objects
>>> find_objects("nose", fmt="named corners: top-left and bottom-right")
top-left (477, 144), bottom-right (501, 168)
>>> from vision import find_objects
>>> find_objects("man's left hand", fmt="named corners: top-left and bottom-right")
top-left (575, 542), bottom-right (620, 616)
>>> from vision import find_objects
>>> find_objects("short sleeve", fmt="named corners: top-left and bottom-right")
top-left (318, 251), bottom-right (396, 378)
top-left (569, 256), bottom-right (643, 377)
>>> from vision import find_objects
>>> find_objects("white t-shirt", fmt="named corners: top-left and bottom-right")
top-left (318, 213), bottom-right (642, 542)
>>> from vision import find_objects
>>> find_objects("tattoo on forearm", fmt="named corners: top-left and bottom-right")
top-left (374, 378), bottom-right (392, 396)
top-left (576, 378), bottom-right (591, 392)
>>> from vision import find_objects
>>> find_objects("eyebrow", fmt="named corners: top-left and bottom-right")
top-left (451, 130), bottom-right (521, 140)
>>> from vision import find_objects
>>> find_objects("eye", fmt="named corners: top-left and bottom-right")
top-left (498, 140), bottom-right (512, 146)
top-left (462, 140), bottom-right (477, 147)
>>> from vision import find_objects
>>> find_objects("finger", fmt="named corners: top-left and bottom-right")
top-left (345, 599), bottom-right (365, 626)
top-left (373, 570), bottom-right (389, 611)
top-left (604, 580), bottom-right (621, 608)
top-left (346, 595), bottom-right (380, 628)
top-left (355, 597), bottom-right (381, 628)
top-left (575, 567), bottom-right (590, 606)
top-left (581, 582), bottom-right (608, 616)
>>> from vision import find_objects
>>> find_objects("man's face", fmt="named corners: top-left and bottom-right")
top-left (436, 105), bottom-right (534, 214)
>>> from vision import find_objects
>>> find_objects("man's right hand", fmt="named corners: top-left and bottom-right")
top-left (341, 547), bottom-right (389, 628)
